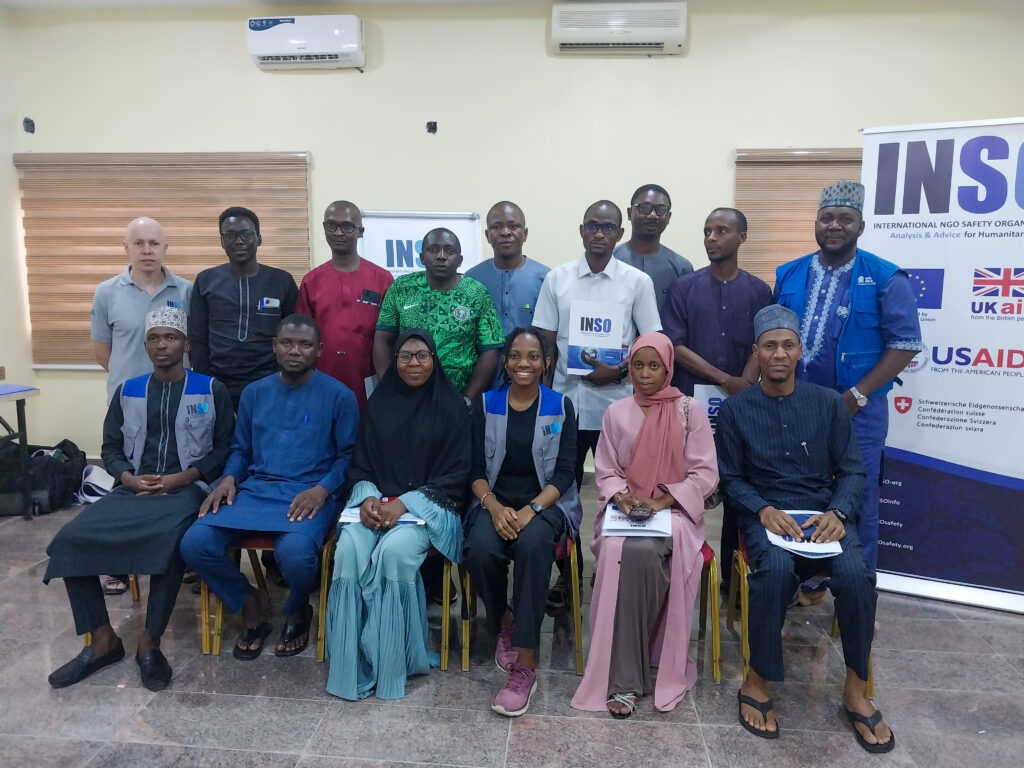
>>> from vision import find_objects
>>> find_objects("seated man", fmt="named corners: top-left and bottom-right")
top-left (715, 304), bottom-right (894, 753)
top-left (181, 314), bottom-right (358, 659)
top-left (46, 307), bottom-right (234, 691)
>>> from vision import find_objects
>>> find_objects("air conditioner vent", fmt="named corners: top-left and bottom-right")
top-left (552, 2), bottom-right (687, 56)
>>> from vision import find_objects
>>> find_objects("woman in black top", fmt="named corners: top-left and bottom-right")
top-left (463, 327), bottom-right (581, 718)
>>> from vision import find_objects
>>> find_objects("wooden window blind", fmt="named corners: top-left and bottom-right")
top-left (734, 148), bottom-right (862, 288)
top-left (13, 151), bottom-right (311, 366)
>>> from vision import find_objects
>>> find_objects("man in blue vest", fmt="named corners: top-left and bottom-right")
top-left (45, 307), bottom-right (234, 691)
top-left (774, 181), bottom-right (923, 575)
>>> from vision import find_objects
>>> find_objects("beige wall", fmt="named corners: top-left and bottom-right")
top-left (2, 1), bottom-right (1023, 455)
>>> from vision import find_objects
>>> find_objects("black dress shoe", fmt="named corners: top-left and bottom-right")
top-left (135, 648), bottom-right (172, 691)
top-left (48, 640), bottom-right (125, 688)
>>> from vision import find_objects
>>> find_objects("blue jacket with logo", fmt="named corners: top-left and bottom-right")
top-left (775, 249), bottom-right (901, 400)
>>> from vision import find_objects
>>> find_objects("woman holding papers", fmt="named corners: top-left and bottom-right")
top-left (325, 329), bottom-right (471, 700)
top-left (571, 332), bottom-right (718, 718)
top-left (463, 327), bottom-right (582, 717)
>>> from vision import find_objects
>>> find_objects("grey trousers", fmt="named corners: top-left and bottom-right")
top-left (607, 536), bottom-right (672, 696)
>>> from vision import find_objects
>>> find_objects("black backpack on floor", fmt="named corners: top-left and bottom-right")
top-left (0, 438), bottom-right (87, 514)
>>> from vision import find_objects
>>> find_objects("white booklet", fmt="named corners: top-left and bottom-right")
top-left (566, 300), bottom-right (626, 376)
top-left (765, 510), bottom-right (842, 558)
top-left (601, 504), bottom-right (673, 538)
top-left (338, 507), bottom-right (425, 526)
top-left (693, 384), bottom-right (728, 435)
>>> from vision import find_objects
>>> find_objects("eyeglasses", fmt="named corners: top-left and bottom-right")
top-left (323, 221), bottom-right (361, 234)
top-left (220, 229), bottom-right (258, 244)
top-left (422, 244), bottom-right (460, 257)
top-left (583, 221), bottom-right (620, 235)
top-left (633, 203), bottom-right (670, 217)
top-left (397, 350), bottom-right (432, 363)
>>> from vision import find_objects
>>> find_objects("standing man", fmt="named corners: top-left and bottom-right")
top-left (775, 182), bottom-right (923, 573)
top-left (716, 305), bottom-right (892, 753)
top-left (190, 206), bottom-right (299, 411)
top-left (613, 184), bottom-right (692, 313)
top-left (296, 200), bottom-right (393, 409)
top-left (373, 228), bottom-right (504, 405)
top-left (46, 307), bottom-right (234, 691)
top-left (533, 200), bottom-right (661, 609)
top-left (466, 201), bottom-right (549, 337)
top-left (466, 201), bottom-right (549, 389)
top-left (181, 314), bottom-right (358, 660)
top-left (92, 216), bottom-right (192, 405)
top-left (534, 200), bottom-right (661, 490)
top-left (662, 208), bottom-right (773, 593)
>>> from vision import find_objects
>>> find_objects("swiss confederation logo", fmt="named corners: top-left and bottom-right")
top-left (905, 268), bottom-right (944, 310)
top-left (973, 267), bottom-right (1024, 298)
top-left (894, 396), bottom-right (913, 415)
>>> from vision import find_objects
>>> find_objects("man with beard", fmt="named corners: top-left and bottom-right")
top-left (774, 181), bottom-right (922, 575)
top-left (297, 200), bottom-right (393, 409)
top-left (613, 184), bottom-right (692, 313)
top-left (181, 314), bottom-right (358, 660)
top-left (46, 307), bottom-right (234, 691)
top-left (372, 227), bottom-right (504, 405)
top-left (716, 304), bottom-right (893, 754)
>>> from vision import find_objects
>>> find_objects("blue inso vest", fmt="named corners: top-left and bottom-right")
top-left (119, 371), bottom-right (217, 491)
top-left (775, 249), bottom-right (901, 400)
top-left (476, 384), bottom-right (583, 535)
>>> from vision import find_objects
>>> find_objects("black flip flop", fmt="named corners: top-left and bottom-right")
top-left (738, 691), bottom-right (780, 739)
top-left (845, 708), bottom-right (896, 753)
top-left (274, 605), bottom-right (313, 657)
top-left (233, 621), bottom-right (273, 661)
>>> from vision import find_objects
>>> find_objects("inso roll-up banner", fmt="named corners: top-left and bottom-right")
top-left (359, 211), bottom-right (482, 279)
top-left (860, 117), bottom-right (1024, 613)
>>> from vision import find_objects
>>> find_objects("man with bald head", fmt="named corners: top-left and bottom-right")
top-left (296, 201), bottom-right (393, 409)
top-left (373, 227), bottom-right (504, 404)
top-left (92, 217), bottom-right (193, 404)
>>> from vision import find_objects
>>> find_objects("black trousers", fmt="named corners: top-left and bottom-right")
top-left (463, 507), bottom-right (565, 649)
top-left (738, 513), bottom-right (876, 682)
top-left (64, 551), bottom-right (187, 639)
top-left (719, 500), bottom-right (740, 591)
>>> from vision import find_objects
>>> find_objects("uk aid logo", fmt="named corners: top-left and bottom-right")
top-left (971, 267), bottom-right (1024, 319)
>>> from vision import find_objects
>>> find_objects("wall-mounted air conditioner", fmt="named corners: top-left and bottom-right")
top-left (247, 15), bottom-right (364, 70)
top-left (551, 2), bottom-right (687, 56)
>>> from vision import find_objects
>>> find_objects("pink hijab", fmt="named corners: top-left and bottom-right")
top-left (625, 332), bottom-right (685, 498)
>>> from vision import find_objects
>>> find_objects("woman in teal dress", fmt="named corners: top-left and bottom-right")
top-left (326, 329), bottom-right (471, 700)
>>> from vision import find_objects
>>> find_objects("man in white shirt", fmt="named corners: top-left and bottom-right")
top-left (533, 200), bottom-right (661, 606)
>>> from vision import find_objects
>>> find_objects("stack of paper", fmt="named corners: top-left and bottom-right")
top-left (338, 508), bottom-right (425, 526)
top-left (765, 511), bottom-right (842, 558)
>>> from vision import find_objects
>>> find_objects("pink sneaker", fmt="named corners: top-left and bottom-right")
top-left (495, 625), bottom-right (518, 672)
top-left (491, 662), bottom-right (537, 717)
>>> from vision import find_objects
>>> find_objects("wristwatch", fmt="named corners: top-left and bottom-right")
top-left (617, 361), bottom-right (629, 381)
top-left (828, 508), bottom-right (849, 523)
top-left (529, 502), bottom-right (544, 514)
top-left (463, 395), bottom-right (473, 408)
top-left (849, 386), bottom-right (868, 408)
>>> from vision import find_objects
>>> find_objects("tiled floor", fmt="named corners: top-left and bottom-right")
top-left (2, 481), bottom-right (1022, 768)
